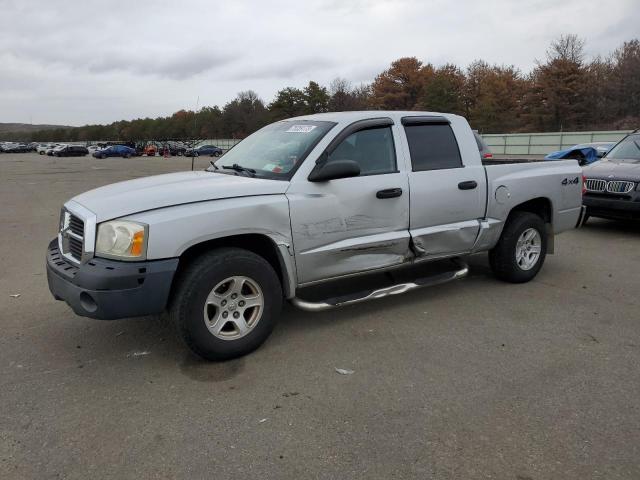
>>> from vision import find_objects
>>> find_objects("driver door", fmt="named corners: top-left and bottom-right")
top-left (287, 120), bottom-right (410, 284)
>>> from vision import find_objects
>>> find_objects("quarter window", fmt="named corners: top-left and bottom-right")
top-left (404, 123), bottom-right (462, 171)
top-left (327, 126), bottom-right (396, 176)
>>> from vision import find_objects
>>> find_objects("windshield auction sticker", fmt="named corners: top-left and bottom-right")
top-left (286, 125), bottom-right (317, 133)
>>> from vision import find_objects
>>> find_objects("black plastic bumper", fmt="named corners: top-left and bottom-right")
top-left (583, 194), bottom-right (640, 220)
top-left (46, 239), bottom-right (179, 320)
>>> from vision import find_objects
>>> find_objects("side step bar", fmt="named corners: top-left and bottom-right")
top-left (291, 260), bottom-right (469, 312)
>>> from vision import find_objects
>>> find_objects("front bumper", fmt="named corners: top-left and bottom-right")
top-left (46, 239), bottom-right (179, 320)
top-left (583, 194), bottom-right (640, 220)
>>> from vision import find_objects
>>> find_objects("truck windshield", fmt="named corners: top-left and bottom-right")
top-left (209, 120), bottom-right (336, 179)
top-left (605, 134), bottom-right (640, 162)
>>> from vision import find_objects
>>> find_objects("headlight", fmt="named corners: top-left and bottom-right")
top-left (95, 220), bottom-right (147, 260)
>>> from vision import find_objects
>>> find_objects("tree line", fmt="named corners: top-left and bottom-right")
top-left (4, 35), bottom-right (639, 143)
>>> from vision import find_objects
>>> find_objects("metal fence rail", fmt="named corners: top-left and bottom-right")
top-left (481, 130), bottom-right (632, 155)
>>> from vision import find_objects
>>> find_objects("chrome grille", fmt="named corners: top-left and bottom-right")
top-left (68, 214), bottom-right (84, 236)
top-left (59, 210), bottom-right (85, 263)
top-left (585, 178), bottom-right (606, 192)
top-left (585, 178), bottom-right (636, 194)
top-left (607, 180), bottom-right (635, 194)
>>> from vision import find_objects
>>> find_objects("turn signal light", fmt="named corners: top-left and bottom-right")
top-left (130, 231), bottom-right (145, 257)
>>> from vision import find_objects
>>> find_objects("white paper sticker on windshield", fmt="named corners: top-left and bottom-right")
top-left (286, 125), bottom-right (317, 133)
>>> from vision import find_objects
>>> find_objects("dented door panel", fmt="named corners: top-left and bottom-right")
top-left (287, 172), bottom-right (410, 284)
top-left (408, 168), bottom-right (486, 258)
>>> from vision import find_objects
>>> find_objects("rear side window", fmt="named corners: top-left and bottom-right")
top-left (404, 124), bottom-right (462, 171)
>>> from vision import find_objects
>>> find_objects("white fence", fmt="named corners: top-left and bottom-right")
top-left (481, 130), bottom-right (632, 155)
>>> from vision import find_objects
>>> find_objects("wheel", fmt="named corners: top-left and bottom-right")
top-left (489, 212), bottom-right (547, 283)
top-left (213, 151), bottom-right (221, 157)
top-left (39, 151), bottom-right (45, 155)
top-left (177, 151), bottom-right (183, 156)
top-left (100, 154), bottom-right (106, 159)
top-left (170, 248), bottom-right (282, 361)
top-left (124, 154), bottom-right (131, 159)
top-left (193, 152), bottom-right (199, 157)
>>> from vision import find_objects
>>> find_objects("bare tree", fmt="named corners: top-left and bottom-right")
top-left (547, 34), bottom-right (586, 64)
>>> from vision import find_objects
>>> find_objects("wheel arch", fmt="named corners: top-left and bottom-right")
top-left (506, 197), bottom-right (554, 253)
top-left (174, 233), bottom-right (296, 299)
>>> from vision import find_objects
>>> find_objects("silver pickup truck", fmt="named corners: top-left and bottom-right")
top-left (47, 111), bottom-right (585, 360)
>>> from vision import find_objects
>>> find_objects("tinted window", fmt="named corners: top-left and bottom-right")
top-left (605, 134), bottom-right (640, 162)
top-left (404, 124), bottom-right (462, 171)
top-left (327, 126), bottom-right (396, 176)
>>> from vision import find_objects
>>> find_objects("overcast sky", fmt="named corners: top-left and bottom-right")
top-left (1, 0), bottom-right (638, 125)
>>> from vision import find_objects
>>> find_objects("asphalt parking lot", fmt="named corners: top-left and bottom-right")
top-left (1, 153), bottom-right (639, 479)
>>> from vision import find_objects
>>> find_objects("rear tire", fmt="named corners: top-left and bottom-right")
top-left (489, 212), bottom-right (547, 283)
top-left (169, 248), bottom-right (282, 361)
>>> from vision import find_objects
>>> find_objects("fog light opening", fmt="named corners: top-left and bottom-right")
top-left (79, 292), bottom-right (98, 313)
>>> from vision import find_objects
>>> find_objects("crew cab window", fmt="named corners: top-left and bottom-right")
top-left (404, 123), bottom-right (462, 171)
top-left (327, 126), bottom-right (396, 176)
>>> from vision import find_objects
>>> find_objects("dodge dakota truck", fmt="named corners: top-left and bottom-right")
top-left (47, 111), bottom-right (585, 360)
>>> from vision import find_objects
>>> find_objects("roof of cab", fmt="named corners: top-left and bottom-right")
top-left (284, 110), bottom-right (461, 125)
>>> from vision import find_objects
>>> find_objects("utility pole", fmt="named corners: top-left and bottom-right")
top-left (191, 96), bottom-right (200, 171)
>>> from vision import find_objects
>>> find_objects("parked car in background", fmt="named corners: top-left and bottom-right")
top-left (2, 143), bottom-right (32, 153)
top-left (47, 145), bottom-right (67, 156)
top-left (185, 144), bottom-right (223, 157)
top-left (582, 132), bottom-right (640, 221)
top-left (53, 145), bottom-right (89, 157)
top-left (93, 145), bottom-right (136, 159)
top-left (37, 144), bottom-right (59, 155)
top-left (143, 144), bottom-right (159, 156)
top-left (545, 142), bottom-right (615, 166)
top-left (473, 131), bottom-right (493, 160)
top-left (160, 141), bottom-right (187, 156)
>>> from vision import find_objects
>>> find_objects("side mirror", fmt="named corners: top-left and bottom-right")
top-left (308, 159), bottom-right (360, 182)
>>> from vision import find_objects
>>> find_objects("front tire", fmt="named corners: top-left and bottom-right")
top-left (170, 248), bottom-right (282, 361)
top-left (489, 212), bottom-right (547, 283)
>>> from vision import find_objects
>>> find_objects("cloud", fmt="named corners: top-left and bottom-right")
top-left (0, 0), bottom-right (638, 124)
top-left (86, 47), bottom-right (235, 79)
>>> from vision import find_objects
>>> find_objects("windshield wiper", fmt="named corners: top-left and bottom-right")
top-left (222, 164), bottom-right (256, 177)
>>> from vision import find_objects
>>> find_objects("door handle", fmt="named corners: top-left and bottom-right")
top-left (376, 188), bottom-right (403, 199)
top-left (458, 181), bottom-right (478, 190)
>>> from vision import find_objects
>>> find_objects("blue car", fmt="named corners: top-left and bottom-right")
top-left (93, 145), bottom-right (136, 159)
top-left (185, 144), bottom-right (223, 157)
top-left (545, 142), bottom-right (615, 166)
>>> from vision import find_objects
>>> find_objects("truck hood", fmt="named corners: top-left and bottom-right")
top-left (583, 159), bottom-right (640, 180)
top-left (72, 171), bottom-right (289, 222)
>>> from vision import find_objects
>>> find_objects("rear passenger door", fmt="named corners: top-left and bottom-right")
top-left (402, 117), bottom-right (486, 257)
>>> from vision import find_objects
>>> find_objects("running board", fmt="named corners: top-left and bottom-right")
top-left (291, 261), bottom-right (469, 312)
